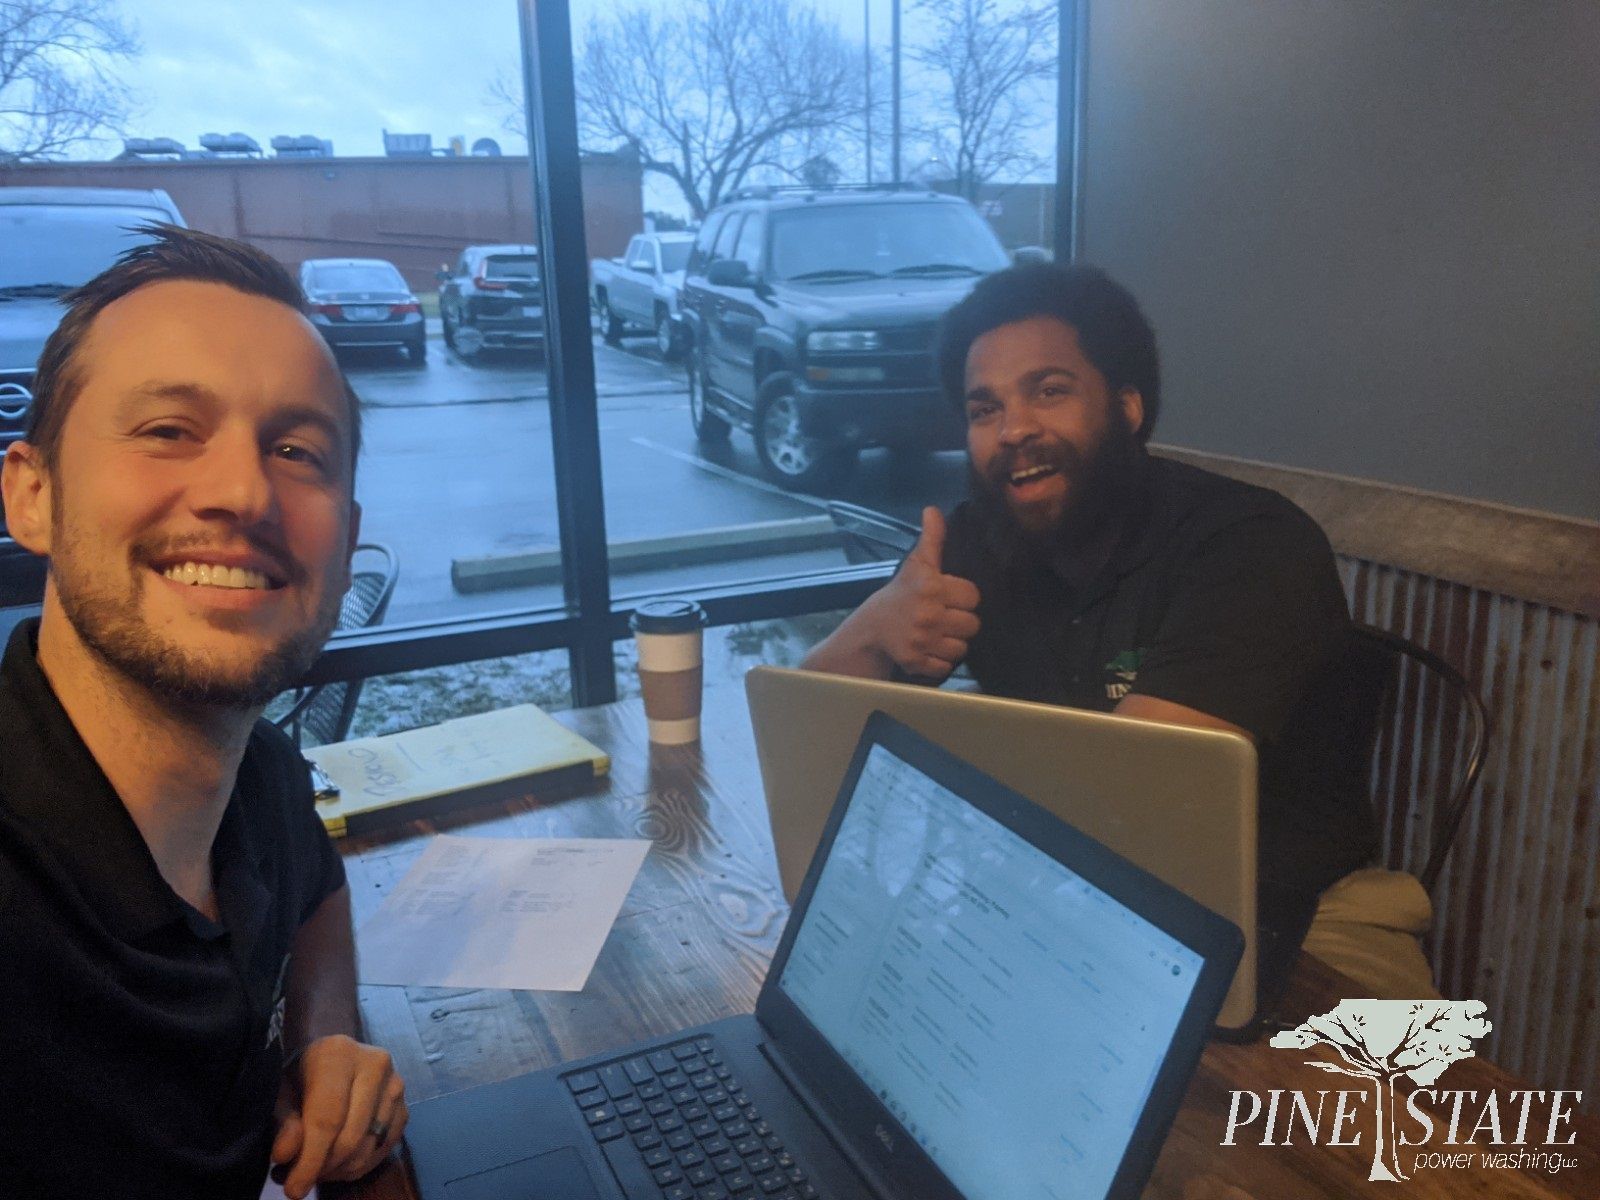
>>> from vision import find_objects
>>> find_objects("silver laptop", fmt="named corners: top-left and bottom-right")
top-left (746, 666), bottom-right (1263, 1030)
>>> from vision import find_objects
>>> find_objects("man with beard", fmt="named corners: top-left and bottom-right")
top-left (0, 226), bottom-right (404, 1199)
top-left (804, 263), bottom-right (1436, 1000)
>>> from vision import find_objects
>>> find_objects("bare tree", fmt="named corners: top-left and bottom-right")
top-left (493, 0), bottom-right (862, 218)
top-left (0, 0), bottom-right (139, 163)
top-left (1271, 999), bottom-right (1492, 1182)
top-left (907, 0), bottom-right (1055, 200)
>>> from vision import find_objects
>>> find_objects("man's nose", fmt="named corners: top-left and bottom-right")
top-left (997, 400), bottom-right (1042, 445)
top-left (187, 431), bottom-right (277, 525)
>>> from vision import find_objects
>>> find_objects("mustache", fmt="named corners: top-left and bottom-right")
top-left (982, 438), bottom-right (1086, 487)
top-left (131, 531), bottom-right (303, 585)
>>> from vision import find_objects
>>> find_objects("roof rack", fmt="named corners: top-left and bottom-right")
top-left (723, 182), bottom-right (935, 203)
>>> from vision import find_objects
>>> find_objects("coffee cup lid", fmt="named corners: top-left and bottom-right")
top-left (629, 598), bottom-right (708, 635)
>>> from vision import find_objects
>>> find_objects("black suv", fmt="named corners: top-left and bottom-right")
top-left (436, 245), bottom-right (544, 360)
top-left (679, 186), bottom-right (1011, 489)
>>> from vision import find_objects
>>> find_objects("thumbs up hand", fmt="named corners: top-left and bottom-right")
top-left (861, 506), bottom-right (982, 681)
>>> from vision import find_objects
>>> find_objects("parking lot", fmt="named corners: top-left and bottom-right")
top-left (341, 323), bottom-right (968, 627)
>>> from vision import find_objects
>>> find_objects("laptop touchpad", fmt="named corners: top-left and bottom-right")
top-left (444, 1146), bottom-right (602, 1200)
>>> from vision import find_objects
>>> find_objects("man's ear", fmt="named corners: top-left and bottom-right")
top-left (2, 441), bottom-right (53, 557)
top-left (1118, 387), bottom-right (1145, 438)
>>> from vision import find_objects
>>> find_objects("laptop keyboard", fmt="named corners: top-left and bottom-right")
top-left (565, 1035), bottom-right (821, 1200)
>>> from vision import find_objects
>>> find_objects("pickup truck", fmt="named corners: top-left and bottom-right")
top-left (589, 232), bottom-right (695, 359)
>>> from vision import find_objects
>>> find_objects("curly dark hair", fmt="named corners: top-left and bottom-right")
top-left (25, 222), bottom-right (361, 476)
top-left (936, 262), bottom-right (1161, 443)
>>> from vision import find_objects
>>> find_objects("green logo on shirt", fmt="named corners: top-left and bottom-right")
top-left (1104, 648), bottom-right (1146, 700)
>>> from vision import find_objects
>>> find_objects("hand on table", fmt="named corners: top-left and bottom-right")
top-left (271, 1034), bottom-right (407, 1199)
top-left (859, 506), bottom-right (981, 681)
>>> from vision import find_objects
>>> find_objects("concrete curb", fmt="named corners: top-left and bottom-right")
top-left (451, 515), bottom-right (839, 593)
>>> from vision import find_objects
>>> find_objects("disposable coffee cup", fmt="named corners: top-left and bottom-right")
top-left (631, 599), bottom-right (708, 745)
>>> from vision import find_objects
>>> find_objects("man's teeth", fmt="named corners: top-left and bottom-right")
top-left (1009, 464), bottom-right (1057, 484)
top-left (161, 562), bottom-right (271, 590)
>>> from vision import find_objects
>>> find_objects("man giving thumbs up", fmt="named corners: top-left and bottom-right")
top-left (801, 505), bottom-right (980, 681)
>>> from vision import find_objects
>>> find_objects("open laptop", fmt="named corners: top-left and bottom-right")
top-left (746, 666), bottom-right (1272, 1032)
top-left (404, 712), bottom-right (1242, 1200)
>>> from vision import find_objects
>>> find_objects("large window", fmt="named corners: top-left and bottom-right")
top-left (0, 0), bottom-right (1071, 715)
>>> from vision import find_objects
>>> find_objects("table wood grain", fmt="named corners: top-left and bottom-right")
top-left (342, 685), bottom-right (1600, 1200)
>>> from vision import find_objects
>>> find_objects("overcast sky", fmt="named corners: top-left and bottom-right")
top-left (75, 0), bottom-right (1052, 215)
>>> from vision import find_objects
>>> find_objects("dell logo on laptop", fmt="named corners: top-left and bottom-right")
top-left (874, 1124), bottom-right (895, 1152)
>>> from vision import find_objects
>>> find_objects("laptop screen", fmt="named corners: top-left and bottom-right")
top-left (778, 742), bottom-right (1205, 1200)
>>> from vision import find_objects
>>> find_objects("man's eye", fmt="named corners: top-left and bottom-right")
top-left (143, 424), bottom-right (188, 440)
top-left (274, 442), bottom-right (325, 468)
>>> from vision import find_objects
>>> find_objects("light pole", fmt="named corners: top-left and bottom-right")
top-left (891, 0), bottom-right (901, 184)
top-left (864, 0), bottom-right (873, 183)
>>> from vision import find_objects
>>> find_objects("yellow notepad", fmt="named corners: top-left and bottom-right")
top-left (304, 704), bottom-right (610, 837)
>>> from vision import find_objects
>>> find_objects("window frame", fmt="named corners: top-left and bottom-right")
top-left (297, 0), bottom-right (1078, 707)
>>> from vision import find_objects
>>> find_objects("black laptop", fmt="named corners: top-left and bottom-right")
top-left (404, 712), bottom-right (1244, 1200)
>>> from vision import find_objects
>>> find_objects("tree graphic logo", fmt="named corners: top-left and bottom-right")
top-left (1270, 1000), bottom-right (1493, 1181)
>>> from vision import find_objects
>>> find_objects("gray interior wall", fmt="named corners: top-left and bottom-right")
top-left (1077, 0), bottom-right (1600, 520)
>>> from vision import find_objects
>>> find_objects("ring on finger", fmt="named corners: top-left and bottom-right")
top-left (368, 1119), bottom-right (389, 1141)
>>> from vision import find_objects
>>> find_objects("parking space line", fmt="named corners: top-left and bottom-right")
top-left (629, 437), bottom-right (831, 511)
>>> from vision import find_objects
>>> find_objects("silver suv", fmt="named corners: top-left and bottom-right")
top-left (0, 186), bottom-right (187, 452)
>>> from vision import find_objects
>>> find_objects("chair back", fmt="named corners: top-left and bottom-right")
top-left (276, 542), bottom-right (399, 746)
top-left (826, 501), bottom-right (919, 564)
top-left (1347, 623), bottom-right (1491, 895)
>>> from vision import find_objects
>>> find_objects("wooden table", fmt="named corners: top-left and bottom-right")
top-left (343, 685), bottom-right (1600, 1200)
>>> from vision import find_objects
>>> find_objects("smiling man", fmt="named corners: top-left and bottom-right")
top-left (0, 226), bottom-right (403, 1199)
top-left (804, 263), bottom-right (1436, 1000)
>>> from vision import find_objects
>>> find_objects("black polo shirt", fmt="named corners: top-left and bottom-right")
top-left (939, 454), bottom-right (1378, 920)
top-left (0, 620), bottom-right (346, 1199)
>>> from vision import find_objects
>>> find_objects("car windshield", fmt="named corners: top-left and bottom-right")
top-left (768, 202), bottom-right (1009, 283)
top-left (309, 264), bottom-right (405, 293)
top-left (485, 254), bottom-right (539, 281)
top-left (659, 242), bottom-right (691, 273)
top-left (0, 205), bottom-right (171, 291)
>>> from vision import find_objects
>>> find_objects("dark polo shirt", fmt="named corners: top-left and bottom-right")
top-left (939, 454), bottom-right (1379, 923)
top-left (0, 619), bottom-right (346, 1199)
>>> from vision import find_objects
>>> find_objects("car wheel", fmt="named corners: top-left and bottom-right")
top-left (597, 293), bottom-right (624, 344)
top-left (407, 335), bottom-right (427, 367)
top-left (687, 344), bottom-right (729, 443)
top-left (754, 372), bottom-right (854, 492)
top-left (655, 309), bottom-right (681, 360)
top-left (454, 322), bottom-right (485, 361)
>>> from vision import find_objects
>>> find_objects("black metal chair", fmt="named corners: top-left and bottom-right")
top-left (274, 542), bottom-right (399, 747)
top-left (826, 500), bottom-right (920, 564)
top-left (1345, 623), bottom-right (1491, 895)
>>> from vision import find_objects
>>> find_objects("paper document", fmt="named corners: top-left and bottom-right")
top-left (357, 835), bottom-right (651, 991)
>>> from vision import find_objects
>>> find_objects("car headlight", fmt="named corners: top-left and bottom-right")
top-left (807, 330), bottom-right (881, 352)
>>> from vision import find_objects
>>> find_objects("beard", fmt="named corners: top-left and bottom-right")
top-left (50, 522), bottom-right (343, 713)
top-left (967, 406), bottom-right (1142, 556)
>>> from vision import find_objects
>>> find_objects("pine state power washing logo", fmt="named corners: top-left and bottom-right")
top-left (1221, 1000), bottom-right (1585, 1181)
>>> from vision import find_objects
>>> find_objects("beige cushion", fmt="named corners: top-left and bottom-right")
top-left (1301, 868), bottom-right (1441, 1000)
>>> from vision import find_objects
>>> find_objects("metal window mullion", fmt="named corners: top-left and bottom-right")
top-left (519, 0), bottom-right (617, 706)
top-left (1057, 0), bottom-right (1087, 261)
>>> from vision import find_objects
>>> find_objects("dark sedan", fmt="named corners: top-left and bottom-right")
top-left (300, 258), bottom-right (426, 366)
top-left (437, 245), bottom-right (543, 360)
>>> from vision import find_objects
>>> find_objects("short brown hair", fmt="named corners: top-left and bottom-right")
top-left (26, 223), bottom-right (362, 475)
